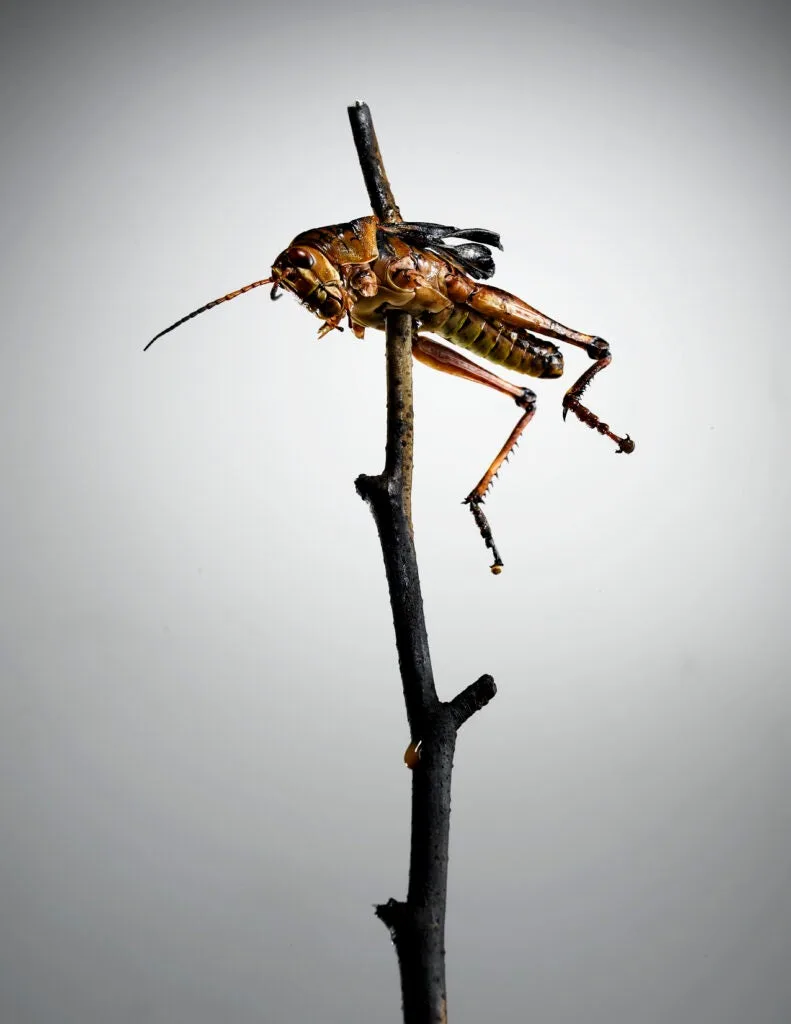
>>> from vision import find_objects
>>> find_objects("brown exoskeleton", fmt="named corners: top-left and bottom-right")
top-left (146, 217), bottom-right (634, 572)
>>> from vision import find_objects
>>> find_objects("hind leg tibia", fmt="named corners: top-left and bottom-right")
top-left (412, 335), bottom-right (538, 573)
top-left (562, 341), bottom-right (634, 453)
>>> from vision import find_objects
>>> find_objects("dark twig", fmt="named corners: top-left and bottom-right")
top-left (348, 102), bottom-right (402, 226)
top-left (349, 101), bottom-right (497, 1024)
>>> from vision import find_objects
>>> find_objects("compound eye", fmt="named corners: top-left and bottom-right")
top-left (289, 247), bottom-right (315, 269)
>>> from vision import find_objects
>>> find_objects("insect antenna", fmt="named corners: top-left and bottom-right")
top-left (144, 277), bottom-right (274, 351)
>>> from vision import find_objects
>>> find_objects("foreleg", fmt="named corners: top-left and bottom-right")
top-left (413, 335), bottom-right (537, 574)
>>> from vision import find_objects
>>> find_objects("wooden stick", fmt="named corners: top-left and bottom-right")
top-left (349, 101), bottom-right (497, 1024)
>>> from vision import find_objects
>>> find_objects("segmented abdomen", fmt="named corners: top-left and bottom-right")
top-left (421, 306), bottom-right (563, 380)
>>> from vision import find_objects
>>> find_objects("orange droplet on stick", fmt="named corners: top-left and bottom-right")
top-left (404, 739), bottom-right (422, 769)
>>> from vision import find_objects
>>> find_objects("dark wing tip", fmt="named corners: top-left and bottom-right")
top-left (383, 221), bottom-right (503, 253)
top-left (455, 228), bottom-right (503, 251)
top-left (431, 242), bottom-right (497, 280)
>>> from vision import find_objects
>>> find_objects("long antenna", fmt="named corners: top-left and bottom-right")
top-left (144, 277), bottom-right (273, 351)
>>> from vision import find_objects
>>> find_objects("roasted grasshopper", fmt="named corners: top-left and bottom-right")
top-left (147, 217), bottom-right (633, 571)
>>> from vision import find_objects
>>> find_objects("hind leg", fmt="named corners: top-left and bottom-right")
top-left (561, 338), bottom-right (635, 453)
top-left (451, 279), bottom-right (634, 452)
top-left (413, 335), bottom-right (537, 574)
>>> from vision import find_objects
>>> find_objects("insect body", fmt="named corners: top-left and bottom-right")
top-left (146, 216), bottom-right (634, 571)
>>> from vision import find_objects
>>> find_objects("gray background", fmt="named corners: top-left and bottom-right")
top-left (2, 1), bottom-right (789, 1021)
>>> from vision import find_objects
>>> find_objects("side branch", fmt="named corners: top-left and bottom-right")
top-left (448, 674), bottom-right (498, 730)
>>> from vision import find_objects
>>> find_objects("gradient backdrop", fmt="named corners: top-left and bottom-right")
top-left (2, 1), bottom-right (789, 1022)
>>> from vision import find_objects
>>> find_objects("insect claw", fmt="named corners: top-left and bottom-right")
top-left (317, 320), bottom-right (343, 339)
top-left (616, 434), bottom-right (635, 454)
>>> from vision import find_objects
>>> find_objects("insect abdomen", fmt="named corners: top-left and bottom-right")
top-left (422, 307), bottom-right (563, 380)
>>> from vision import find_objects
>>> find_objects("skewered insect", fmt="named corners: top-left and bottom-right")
top-left (145, 216), bottom-right (634, 571)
